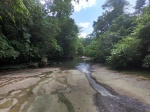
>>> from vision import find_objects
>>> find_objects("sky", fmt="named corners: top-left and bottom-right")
top-left (71, 0), bottom-right (138, 38)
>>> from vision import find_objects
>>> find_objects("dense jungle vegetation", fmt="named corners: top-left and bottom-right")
top-left (0, 0), bottom-right (82, 66)
top-left (0, 0), bottom-right (150, 70)
top-left (83, 0), bottom-right (150, 69)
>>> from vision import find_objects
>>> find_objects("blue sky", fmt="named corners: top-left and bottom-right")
top-left (71, 0), bottom-right (137, 38)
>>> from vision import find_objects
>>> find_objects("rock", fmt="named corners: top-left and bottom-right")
top-left (41, 57), bottom-right (48, 63)
top-left (38, 62), bottom-right (47, 68)
top-left (38, 57), bottom-right (48, 68)
top-left (28, 63), bottom-right (38, 69)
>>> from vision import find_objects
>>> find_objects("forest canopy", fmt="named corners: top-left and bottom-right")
top-left (83, 0), bottom-right (150, 69)
top-left (0, 0), bottom-right (80, 65)
top-left (0, 0), bottom-right (150, 70)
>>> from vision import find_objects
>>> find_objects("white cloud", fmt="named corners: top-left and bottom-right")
top-left (79, 32), bottom-right (87, 38)
top-left (79, 22), bottom-right (90, 28)
top-left (71, 0), bottom-right (96, 12)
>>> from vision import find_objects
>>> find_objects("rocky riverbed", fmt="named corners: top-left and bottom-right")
top-left (0, 68), bottom-right (97, 112)
top-left (0, 63), bottom-right (150, 112)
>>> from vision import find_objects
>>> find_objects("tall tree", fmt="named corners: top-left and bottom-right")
top-left (0, 0), bottom-right (79, 64)
top-left (135, 0), bottom-right (146, 13)
top-left (102, 0), bottom-right (129, 15)
top-left (93, 0), bottom-right (129, 35)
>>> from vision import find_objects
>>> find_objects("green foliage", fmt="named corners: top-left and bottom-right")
top-left (93, 0), bottom-right (129, 35)
top-left (135, 0), bottom-right (146, 11)
top-left (96, 32), bottom-right (123, 62)
top-left (92, 14), bottom-right (135, 62)
top-left (84, 40), bottom-right (98, 59)
top-left (102, 0), bottom-right (129, 18)
top-left (0, 0), bottom-right (29, 22)
top-left (142, 54), bottom-right (150, 69)
top-left (81, 37), bottom-right (93, 46)
top-left (105, 6), bottom-right (150, 69)
top-left (109, 15), bottom-right (136, 35)
top-left (102, 0), bottom-right (129, 10)
top-left (85, 1), bottom-right (150, 70)
top-left (0, 0), bottom-right (79, 64)
top-left (133, 7), bottom-right (150, 60)
top-left (0, 32), bottom-right (19, 59)
top-left (1, 0), bottom-right (150, 71)
top-left (107, 37), bottom-right (141, 69)
top-left (51, 0), bottom-right (73, 18)
top-left (76, 39), bottom-right (85, 56)
top-left (55, 18), bottom-right (79, 59)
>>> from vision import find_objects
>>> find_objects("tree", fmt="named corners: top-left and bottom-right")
top-left (133, 7), bottom-right (150, 69)
top-left (0, 0), bottom-right (80, 64)
top-left (76, 38), bottom-right (85, 56)
top-left (0, 31), bottom-right (19, 63)
top-left (135, 0), bottom-right (146, 10)
top-left (0, 0), bottom-right (31, 63)
top-left (84, 40), bottom-right (98, 59)
top-left (102, 0), bottom-right (129, 15)
top-left (135, 0), bottom-right (146, 13)
top-left (93, 0), bottom-right (129, 35)
top-left (109, 14), bottom-right (136, 35)
top-left (107, 37), bottom-right (141, 69)
top-left (55, 18), bottom-right (79, 59)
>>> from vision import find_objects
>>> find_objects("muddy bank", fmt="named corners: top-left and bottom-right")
top-left (92, 64), bottom-right (150, 105)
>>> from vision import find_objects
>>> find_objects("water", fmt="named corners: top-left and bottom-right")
top-left (76, 63), bottom-right (117, 98)
top-left (54, 58), bottom-right (87, 70)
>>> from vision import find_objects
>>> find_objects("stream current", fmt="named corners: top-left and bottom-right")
top-left (76, 63), bottom-right (117, 98)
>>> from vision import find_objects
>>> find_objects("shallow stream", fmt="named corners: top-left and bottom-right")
top-left (76, 63), bottom-right (116, 98)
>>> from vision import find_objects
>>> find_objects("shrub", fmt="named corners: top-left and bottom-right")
top-left (142, 54), bottom-right (150, 69)
top-left (107, 37), bottom-right (141, 69)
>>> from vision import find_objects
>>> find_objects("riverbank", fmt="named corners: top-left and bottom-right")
top-left (0, 63), bottom-right (150, 112)
top-left (92, 64), bottom-right (150, 105)
top-left (0, 67), bottom-right (97, 112)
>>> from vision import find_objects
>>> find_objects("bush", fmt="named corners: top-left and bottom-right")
top-left (0, 33), bottom-right (19, 59)
top-left (142, 54), bottom-right (150, 69)
top-left (107, 37), bottom-right (141, 69)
